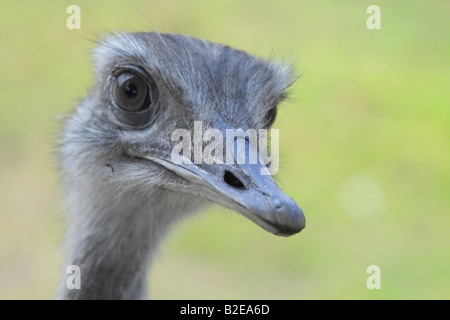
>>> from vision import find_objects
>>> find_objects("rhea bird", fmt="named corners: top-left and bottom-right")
top-left (57, 32), bottom-right (305, 299)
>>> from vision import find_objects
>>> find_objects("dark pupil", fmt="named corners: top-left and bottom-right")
top-left (124, 81), bottom-right (138, 97)
top-left (125, 81), bottom-right (137, 98)
top-left (113, 72), bottom-right (149, 112)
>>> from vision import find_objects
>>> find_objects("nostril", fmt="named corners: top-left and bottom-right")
top-left (224, 170), bottom-right (246, 190)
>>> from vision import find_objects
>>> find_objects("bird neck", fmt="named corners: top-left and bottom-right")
top-left (57, 180), bottom-right (201, 299)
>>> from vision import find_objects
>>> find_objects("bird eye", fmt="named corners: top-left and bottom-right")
top-left (112, 72), bottom-right (150, 112)
top-left (109, 67), bottom-right (160, 128)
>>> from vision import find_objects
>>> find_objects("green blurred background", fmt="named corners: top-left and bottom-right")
top-left (0, 0), bottom-right (448, 299)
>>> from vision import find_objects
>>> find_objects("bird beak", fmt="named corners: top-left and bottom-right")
top-left (137, 136), bottom-right (305, 237)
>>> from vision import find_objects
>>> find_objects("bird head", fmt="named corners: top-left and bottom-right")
top-left (61, 32), bottom-right (305, 236)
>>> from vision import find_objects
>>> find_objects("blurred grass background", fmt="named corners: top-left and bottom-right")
top-left (0, 0), bottom-right (448, 299)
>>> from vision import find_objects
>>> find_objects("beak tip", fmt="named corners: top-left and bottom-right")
top-left (271, 198), bottom-right (305, 236)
